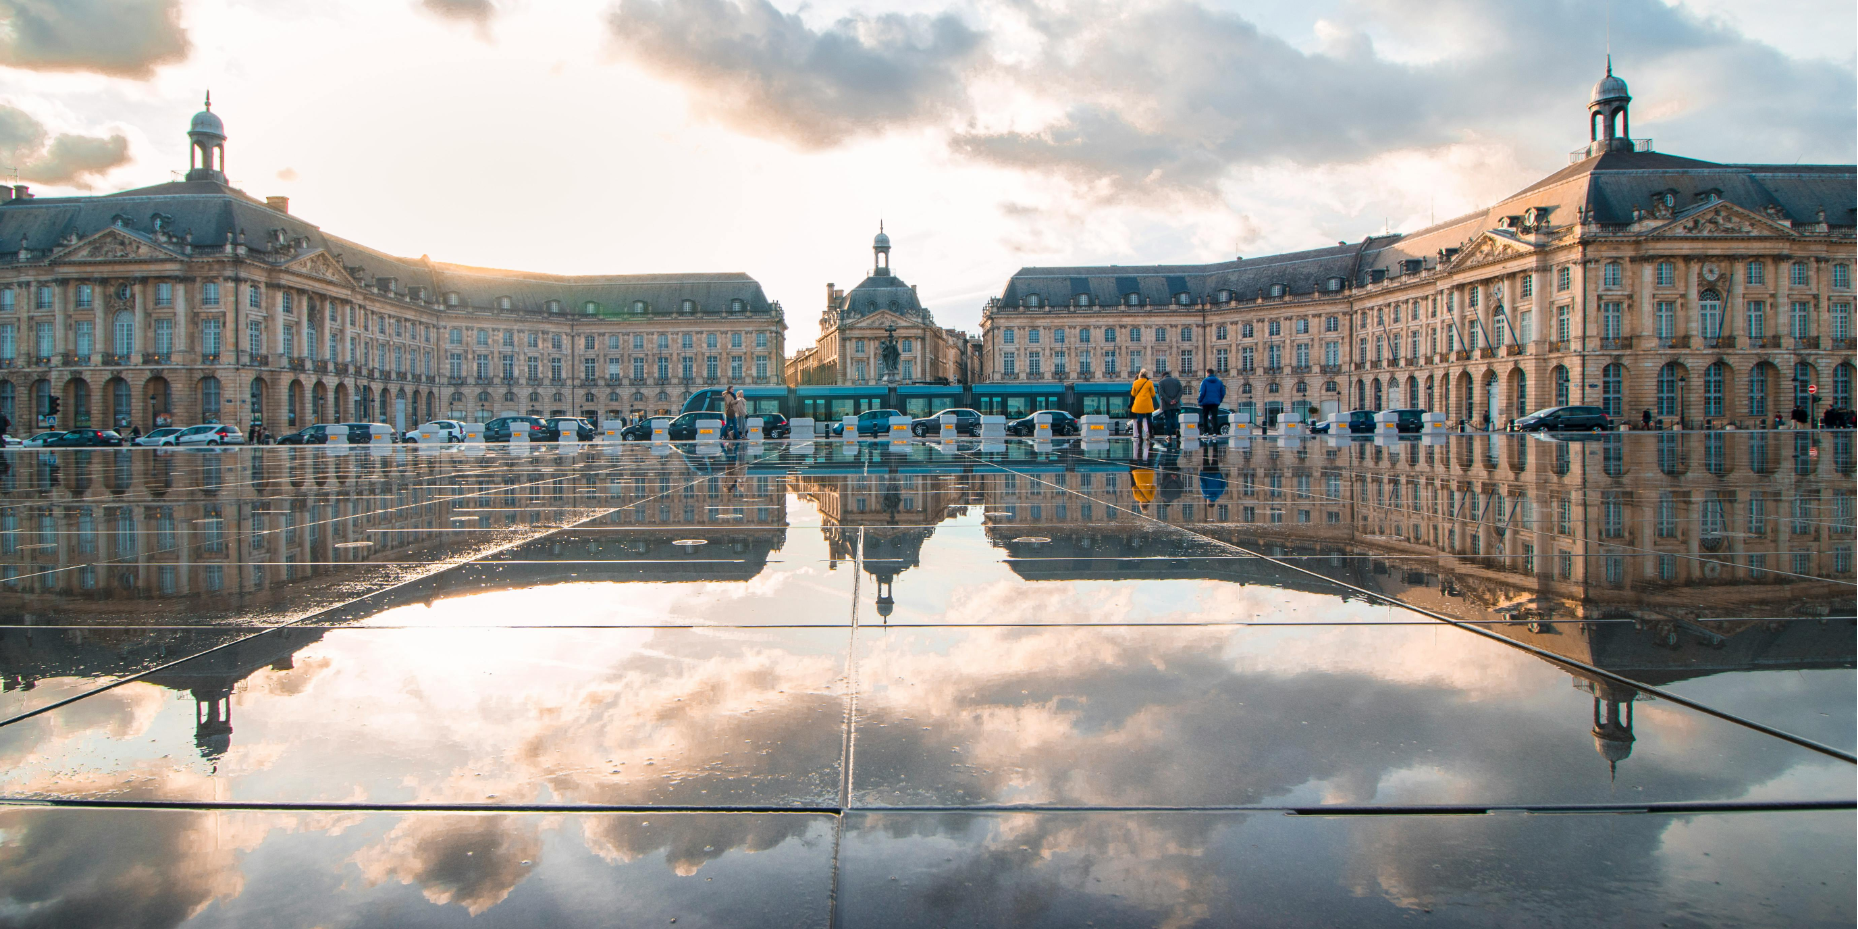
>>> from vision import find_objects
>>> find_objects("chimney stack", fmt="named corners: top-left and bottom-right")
top-left (265, 196), bottom-right (289, 214)
top-left (0, 187), bottom-right (13, 204)
top-left (12, 185), bottom-right (30, 200)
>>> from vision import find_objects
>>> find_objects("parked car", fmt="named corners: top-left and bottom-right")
top-left (277, 423), bottom-right (344, 445)
top-left (22, 431), bottom-right (66, 447)
top-left (339, 422), bottom-right (397, 444)
top-left (1147, 407), bottom-right (1233, 435)
top-left (483, 416), bottom-right (556, 443)
top-left (1008, 410), bottom-right (1081, 437)
top-left (545, 417), bottom-right (596, 442)
top-left (829, 409), bottom-right (905, 437)
top-left (1313, 410), bottom-right (1377, 435)
top-left (45, 428), bottom-right (124, 447)
top-left (1514, 406), bottom-right (1611, 432)
top-left (134, 427), bottom-right (185, 447)
top-left (403, 420), bottom-right (467, 443)
top-left (174, 424), bottom-right (245, 446)
top-left (1385, 408), bottom-right (1426, 434)
top-left (911, 408), bottom-right (982, 437)
top-left (746, 411), bottom-right (790, 438)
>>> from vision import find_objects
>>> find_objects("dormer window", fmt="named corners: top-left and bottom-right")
top-left (445, 292), bottom-right (460, 306)
top-left (1174, 292), bottom-right (1191, 306)
top-left (730, 298), bottom-right (745, 313)
top-left (546, 299), bottom-right (562, 314)
top-left (496, 296), bottom-right (512, 309)
top-left (1326, 277), bottom-right (1344, 292)
top-left (583, 301), bottom-right (598, 315)
top-left (1217, 289), bottom-right (1232, 303)
top-left (1024, 294), bottom-right (1041, 308)
top-left (681, 299), bottom-right (696, 314)
top-left (1074, 293), bottom-right (1092, 307)
top-left (1268, 283), bottom-right (1287, 298)
top-left (632, 300), bottom-right (648, 314)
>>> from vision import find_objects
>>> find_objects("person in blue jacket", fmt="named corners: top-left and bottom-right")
top-left (1196, 368), bottom-right (1225, 436)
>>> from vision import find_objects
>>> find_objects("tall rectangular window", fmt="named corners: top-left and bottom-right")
top-left (1746, 301), bottom-right (1766, 339)
top-left (248, 284), bottom-right (262, 309)
top-left (201, 319), bottom-right (222, 354)
top-left (247, 319), bottom-right (262, 354)
top-left (1746, 261), bottom-right (1764, 285)
top-left (1790, 262), bottom-right (1809, 287)
top-left (1556, 267), bottom-right (1571, 291)
top-left (74, 320), bottom-right (93, 356)
top-left (155, 282), bottom-right (173, 306)
top-left (35, 286), bottom-right (52, 310)
top-left (1601, 302), bottom-right (1622, 339)
top-left (1602, 262), bottom-right (1622, 288)
top-left (1555, 305), bottom-right (1570, 341)
top-left (1790, 301), bottom-right (1810, 338)
top-left (201, 282), bottom-right (220, 306)
top-left (1655, 301), bottom-right (1675, 340)
top-left (35, 321), bottom-right (53, 357)
top-left (1832, 302), bottom-right (1851, 341)
top-left (1655, 261), bottom-right (1675, 287)
top-left (0, 323), bottom-right (13, 360)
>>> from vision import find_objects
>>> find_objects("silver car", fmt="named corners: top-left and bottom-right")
top-left (174, 424), bottom-right (246, 446)
top-left (134, 427), bottom-right (186, 447)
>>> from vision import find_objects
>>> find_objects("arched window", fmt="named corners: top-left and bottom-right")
top-left (1657, 363), bottom-right (1680, 417)
top-left (1834, 363), bottom-right (1854, 408)
top-left (1515, 370), bottom-right (1527, 416)
top-left (681, 299), bottom-right (696, 314)
top-left (1553, 365), bottom-right (1570, 407)
top-left (112, 311), bottom-right (134, 354)
top-left (1601, 363), bottom-right (1625, 417)
top-left (1703, 362), bottom-right (1726, 417)
top-left (1371, 379), bottom-right (1382, 409)
top-left (1698, 290), bottom-right (1723, 339)
top-left (0, 381), bottom-right (14, 421)
top-left (1794, 363), bottom-right (1813, 410)
top-left (200, 376), bottom-right (222, 422)
top-left (1748, 365), bottom-right (1770, 417)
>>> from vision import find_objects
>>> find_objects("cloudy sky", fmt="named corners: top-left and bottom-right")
top-left (0, 0), bottom-right (1851, 348)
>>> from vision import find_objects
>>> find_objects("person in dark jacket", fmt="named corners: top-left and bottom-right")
top-left (1196, 369), bottom-right (1225, 437)
top-left (1156, 370), bottom-right (1184, 438)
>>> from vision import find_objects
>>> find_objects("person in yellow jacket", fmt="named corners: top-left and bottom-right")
top-left (1130, 369), bottom-right (1157, 446)
top-left (1130, 465), bottom-right (1156, 511)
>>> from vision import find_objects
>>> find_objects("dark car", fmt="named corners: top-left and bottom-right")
top-left (547, 417), bottom-right (596, 442)
top-left (911, 408), bottom-right (982, 437)
top-left (830, 409), bottom-right (905, 437)
top-left (484, 416), bottom-right (557, 443)
top-left (668, 411), bottom-right (732, 440)
top-left (44, 428), bottom-right (124, 447)
top-left (747, 411), bottom-right (790, 439)
top-left (1313, 410), bottom-right (1377, 435)
top-left (1515, 405), bottom-right (1611, 432)
top-left (1386, 408), bottom-right (1426, 434)
top-left (1008, 410), bottom-right (1080, 437)
top-left (277, 424), bottom-right (340, 445)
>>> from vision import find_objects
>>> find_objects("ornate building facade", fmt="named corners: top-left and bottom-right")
top-left (785, 229), bottom-right (972, 386)
top-left (0, 100), bottom-right (787, 434)
top-left (979, 65), bottom-right (1856, 427)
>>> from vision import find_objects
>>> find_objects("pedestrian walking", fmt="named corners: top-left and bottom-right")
top-left (726, 387), bottom-right (749, 439)
top-left (129, 425), bottom-right (142, 442)
top-left (1157, 369), bottom-right (1184, 441)
top-left (1196, 368), bottom-right (1225, 437)
top-left (1130, 369), bottom-right (1156, 447)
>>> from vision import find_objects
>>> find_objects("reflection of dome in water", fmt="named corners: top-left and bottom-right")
top-left (1591, 694), bottom-right (1635, 778)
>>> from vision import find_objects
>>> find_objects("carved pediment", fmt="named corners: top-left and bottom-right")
top-left (51, 228), bottom-right (175, 263)
top-left (287, 250), bottom-right (348, 282)
top-left (1443, 232), bottom-right (1534, 273)
top-left (1647, 201), bottom-right (1792, 239)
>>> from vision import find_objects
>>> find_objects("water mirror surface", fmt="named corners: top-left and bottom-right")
top-left (1, 433), bottom-right (1851, 926)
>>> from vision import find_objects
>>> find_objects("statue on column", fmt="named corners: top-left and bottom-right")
top-left (879, 325), bottom-right (902, 383)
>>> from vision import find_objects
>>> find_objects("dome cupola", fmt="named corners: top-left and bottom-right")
top-left (186, 91), bottom-right (228, 183)
top-left (1585, 58), bottom-right (1633, 157)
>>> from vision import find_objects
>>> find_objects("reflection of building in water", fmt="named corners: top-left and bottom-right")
top-left (791, 468), bottom-right (971, 618)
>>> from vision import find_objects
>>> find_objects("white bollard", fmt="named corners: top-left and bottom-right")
top-left (939, 413), bottom-right (957, 441)
top-left (980, 415), bottom-right (1007, 439)
top-left (367, 424), bottom-right (393, 445)
top-left (650, 417), bottom-right (670, 447)
top-left (889, 415), bottom-right (911, 442)
top-left (1276, 420), bottom-right (1308, 438)
top-left (1080, 414), bottom-right (1110, 448)
top-left (1421, 411), bottom-right (1450, 435)
top-left (601, 420), bottom-right (624, 443)
top-left (1179, 411), bottom-right (1200, 443)
top-left (789, 417), bottom-right (815, 443)
top-left (1034, 412), bottom-right (1053, 440)
top-left (1374, 410), bottom-right (1400, 435)
top-left (324, 429), bottom-right (347, 446)
top-left (509, 425), bottom-right (530, 446)
top-left (695, 418), bottom-right (723, 444)
top-left (841, 414), bottom-right (860, 439)
top-left (462, 422), bottom-right (485, 443)
top-left (1228, 412), bottom-right (1254, 437)
top-left (745, 417), bottom-right (763, 442)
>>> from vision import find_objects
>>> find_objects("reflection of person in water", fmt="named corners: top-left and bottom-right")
top-left (1156, 449), bottom-right (1184, 505)
top-left (1129, 465), bottom-right (1156, 512)
top-left (1199, 461), bottom-right (1227, 505)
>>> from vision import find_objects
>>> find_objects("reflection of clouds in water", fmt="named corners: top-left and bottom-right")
top-left (352, 815), bottom-right (543, 915)
top-left (852, 626), bottom-right (1826, 808)
top-left (579, 815), bottom-right (819, 877)
top-left (0, 684), bottom-right (166, 771)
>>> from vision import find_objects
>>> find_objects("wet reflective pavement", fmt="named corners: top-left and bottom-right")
top-left (0, 432), bottom-right (1852, 927)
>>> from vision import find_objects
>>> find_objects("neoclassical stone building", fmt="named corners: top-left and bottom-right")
top-left (980, 64), bottom-right (1856, 427)
top-left (0, 100), bottom-right (786, 434)
top-left (785, 229), bottom-right (972, 386)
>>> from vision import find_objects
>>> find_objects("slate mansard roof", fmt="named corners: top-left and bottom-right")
top-left (0, 179), bottom-right (780, 319)
top-left (996, 150), bottom-right (1856, 309)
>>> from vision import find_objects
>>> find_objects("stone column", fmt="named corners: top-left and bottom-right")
top-left (133, 280), bottom-right (147, 360)
top-left (174, 279), bottom-right (190, 356)
top-left (52, 280), bottom-right (66, 356)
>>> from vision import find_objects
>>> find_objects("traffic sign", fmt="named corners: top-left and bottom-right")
top-left (1808, 384), bottom-right (1817, 395)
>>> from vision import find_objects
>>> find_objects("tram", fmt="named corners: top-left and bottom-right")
top-left (681, 382), bottom-right (1315, 425)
